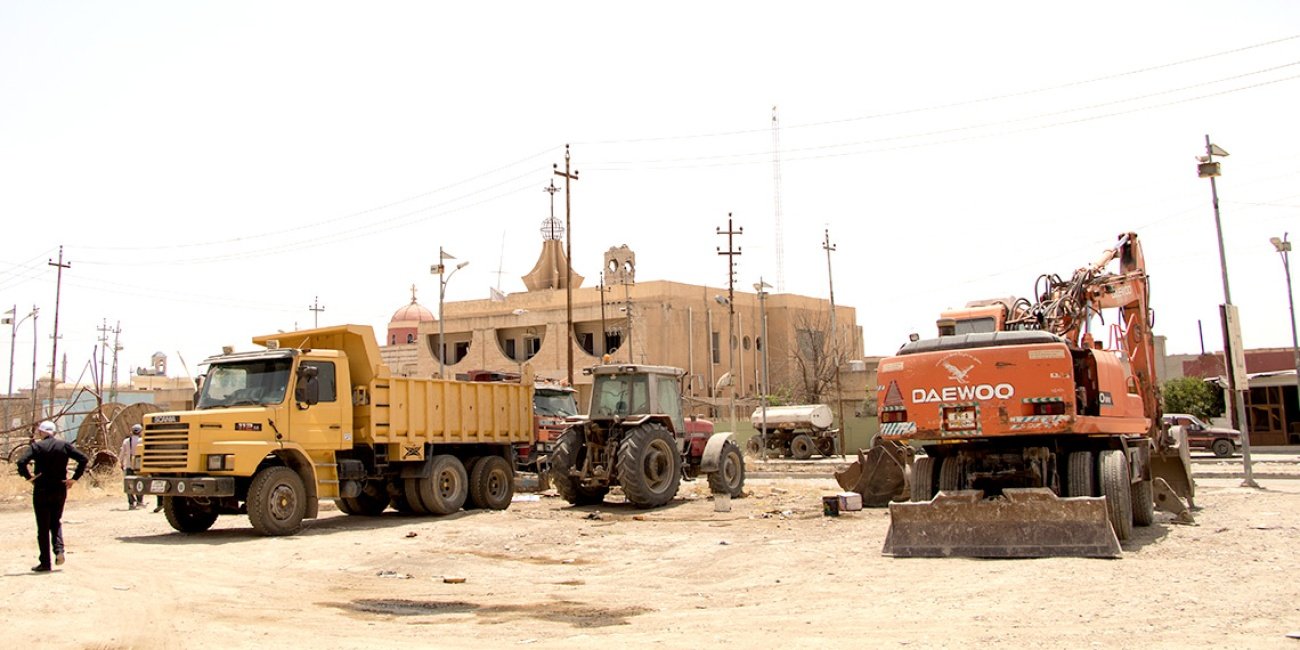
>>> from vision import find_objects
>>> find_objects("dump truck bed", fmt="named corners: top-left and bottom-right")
top-left (357, 375), bottom-right (533, 446)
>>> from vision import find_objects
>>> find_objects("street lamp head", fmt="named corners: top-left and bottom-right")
top-left (753, 280), bottom-right (773, 292)
top-left (456, 261), bottom-right (470, 271)
top-left (714, 295), bottom-right (729, 305)
top-left (1271, 235), bottom-right (1291, 253)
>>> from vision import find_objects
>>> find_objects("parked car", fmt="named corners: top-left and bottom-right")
top-left (1162, 413), bottom-right (1241, 457)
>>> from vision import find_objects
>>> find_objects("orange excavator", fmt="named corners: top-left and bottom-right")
top-left (851, 232), bottom-right (1193, 557)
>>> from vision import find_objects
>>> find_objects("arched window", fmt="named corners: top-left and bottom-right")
top-left (407, 333), bottom-right (415, 344)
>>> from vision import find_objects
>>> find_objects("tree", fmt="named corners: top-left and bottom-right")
top-left (1162, 376), bottom-right (1224, 421)
top-left (784, 311), bottom-right (850, 404)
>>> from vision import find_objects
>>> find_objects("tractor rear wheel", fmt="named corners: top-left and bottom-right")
top-left (790, 434), bottom-right (815, 460)
top-left (706, 440), bottom-right (746, 498)
top-left (1099, 449), bottom-right (1133, 541)
top-left (617, 423), bottom-right (682, 508)
top-left (549, 427), bottom-right (608, 506)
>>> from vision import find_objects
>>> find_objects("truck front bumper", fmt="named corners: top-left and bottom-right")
top-left (124, 475), bottom-right (237, 498)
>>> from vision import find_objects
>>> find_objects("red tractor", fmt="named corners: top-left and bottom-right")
top-left (547, 364), bottom-right (745, 508)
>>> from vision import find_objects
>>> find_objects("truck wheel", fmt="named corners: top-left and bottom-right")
top-left (339, 481), bottom-right (388, 516)
top-left (248, 466), bottom-right (307, 536)
top-left (401, 478), bottom-right (433, 515)
top-left (1131, 475), bottom-right (1155, 527)
top-left (617, 423), bottom-right (682, 508)
top-left (937, 456), bottom-right (960, 492)
top-left (790, 434), bottom-right (815, 460)
top-left (706, 440), bottom-right (746, 498)
top-left (388, 480), bottom-right (418, 514)
top-left (1212, 439), bottom-right (1234, 458)
top-left (815, 436), bottom-right (836, 458)
top-left (1098, 449), bottom-right (1133, 542)
top-left (164, 497), bottom-right (218, 534)
top-left (1065, 451), bottom-right (1094, 497)
top-left (549, 427), bottom-right (608, 506)
top-left (469, 455), bottom-right (514, 510)
top-left (412, 455), bottom-right (469, 515)
top-left (461, 457), bottom-right (483, 510)
top-left (910, 456), bottom-right (935, 502)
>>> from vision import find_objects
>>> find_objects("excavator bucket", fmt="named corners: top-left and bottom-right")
top-left (834, 439), bottom-right (912, 507)
top-left (1150, 425), bottom-right (1196, 509)
top-left (882, 488), bottom-right (1121, 558)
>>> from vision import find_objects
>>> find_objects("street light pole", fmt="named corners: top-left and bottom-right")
top-left (432, 247), bottom-right (468, 379)
top-left (1270, 233), bottom-right (1299, 423)
top-left (1198, 135), bottom-right (1257, 488)
top-left (29, 306), bottom-right (39, 431)
top-left (754, 279), bottom-right (772, 461)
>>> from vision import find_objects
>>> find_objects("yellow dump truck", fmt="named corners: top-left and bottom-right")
top-left (124, 325), bottom-right (533, 536)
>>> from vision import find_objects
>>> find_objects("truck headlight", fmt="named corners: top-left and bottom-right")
top-left (205, 454), bottom-right (233, 471)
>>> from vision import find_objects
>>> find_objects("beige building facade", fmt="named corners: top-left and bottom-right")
top-left (380, 241), bottom-right (868, 416)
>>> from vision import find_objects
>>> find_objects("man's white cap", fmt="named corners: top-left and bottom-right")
top-left (37, 421), bottom-right (56, 434)
top-left (131, 424), bottom-right (142, 434)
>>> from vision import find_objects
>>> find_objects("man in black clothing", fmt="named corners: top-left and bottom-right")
top-left (16, 420), bottom-right (88, 572)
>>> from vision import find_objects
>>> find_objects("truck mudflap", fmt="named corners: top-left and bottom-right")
top-left (882, 488), bottom-right (1121, 559)
top-left (125, 475), bottom-right (237, 498)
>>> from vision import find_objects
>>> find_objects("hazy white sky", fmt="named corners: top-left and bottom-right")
top-left (2, 1), bottom-right (1298, 389)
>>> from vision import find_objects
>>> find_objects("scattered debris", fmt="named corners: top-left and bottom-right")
top-left (443, 576), bottom-right (467, 584)
top-left (112, 585), bottom-right (132, 591)
top-left (718, 540), bottom-right (730, 545)
top-left (584, 512), bottom-right (604, 521)
top-left (512, 494), bottom-right (541, 503)
top-left (405, 531), bottom-right (418, 538)
top-left (377, 570), bottom-right (412, 579)
top-left (632, 515), bottom-right (646, 521)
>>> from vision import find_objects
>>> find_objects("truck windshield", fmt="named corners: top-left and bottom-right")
top-left (592, 374), bottom-right (650, 418)
top-left (535, 389), bottom-right (578, 417)
top-left (198, 359), bottom-right (293, 408)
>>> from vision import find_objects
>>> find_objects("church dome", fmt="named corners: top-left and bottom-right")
top-left (386, 287), bottom-right (435, 347)
top-left (391, 301), bottom-right (434, 323)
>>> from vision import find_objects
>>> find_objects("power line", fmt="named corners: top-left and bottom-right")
top-left (574, 34), bottom-right (1300, 146)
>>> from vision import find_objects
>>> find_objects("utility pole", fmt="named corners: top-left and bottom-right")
top-left (47, 246), bottom-right (69, 419)
top-left (823, 228), bottom-right (845, 457)
top-left (308, 296), bottom-right (325, 329)
top-left (717, 214), bottom-right (742, 432)
top-left (553, 145), bottom-right (579, 385)
top-left (97, 319), bottom-right (111, 396)
top-left (109, 321), bottom-right (122, 402)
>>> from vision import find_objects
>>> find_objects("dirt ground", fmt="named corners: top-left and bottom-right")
top-left (2, 454), bottom-right (1299, 650)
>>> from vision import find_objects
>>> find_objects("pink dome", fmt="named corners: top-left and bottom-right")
top-left (390, 302), bottom-right (435, 323)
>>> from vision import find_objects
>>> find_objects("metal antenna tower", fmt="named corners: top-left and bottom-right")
top-left (771, 106), bottom-right (786, 293)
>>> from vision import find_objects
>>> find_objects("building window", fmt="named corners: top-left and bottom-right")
top-left (505, 339), bottom-right (517, 360)
top-left (711, 332), bottom-right (720, 364)
top-left (390, 334), bottom-right (396, 345)
top-left (406, 333), bottom-right (415, 344)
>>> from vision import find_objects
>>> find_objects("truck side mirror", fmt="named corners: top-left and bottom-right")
top-left (295, 365), bottom-right (320, 407)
